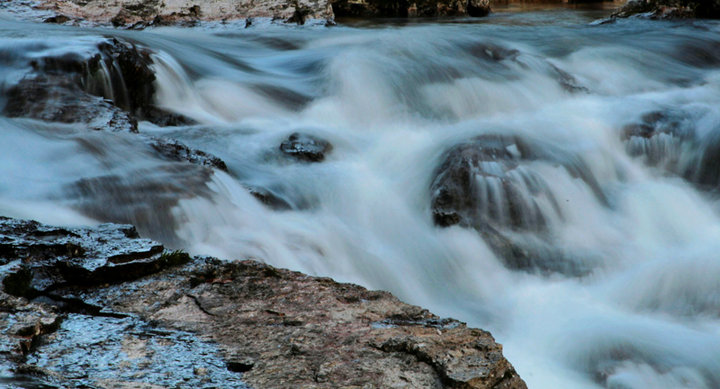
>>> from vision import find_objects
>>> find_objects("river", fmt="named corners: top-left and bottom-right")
top-left (1, 8), bottom-right (720, 388)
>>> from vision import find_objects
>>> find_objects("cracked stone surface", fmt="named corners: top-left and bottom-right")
top-left (0, 217), bottom-right (525, 388)
top-left (77, 258), bottom-right (526, 388)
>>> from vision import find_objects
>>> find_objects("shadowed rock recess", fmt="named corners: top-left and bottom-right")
top-left (0, 217), bottom-right (526, 388)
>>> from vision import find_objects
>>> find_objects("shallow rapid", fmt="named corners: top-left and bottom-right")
top-left (1, 9), bottom-right (720, 388)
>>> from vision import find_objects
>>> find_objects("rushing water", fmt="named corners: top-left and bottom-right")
top-left (2, 8), bottom-right (720, 388)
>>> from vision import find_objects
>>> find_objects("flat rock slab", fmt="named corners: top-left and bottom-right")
top-left (78, 258), bottom-right (526, 388)
top-left (0, 216), bottom-right (526, 388)
top-left (0, 217), bottom-right (178, 290)
top-left (23, 313), bottom-right (249, 388)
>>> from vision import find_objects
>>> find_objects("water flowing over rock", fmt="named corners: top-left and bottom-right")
top-left (246, 186), bottom-right (294, 210)
top-left (430, 135), bottom-right (604, 274)
top-left (1, 36), bottom-right (186, 129)
top-left (3, 9), bottom-right (720, 389)
top-left (0, 217), bottom-right (525, 388)
top-left (621, 110), bottom-right (694, 168)
top-left (4, 75), bottom-right (139, 133)
top-left (619, 109), bottom-right (720, 191)
top-left (431, 135), bottom-right (554, 231)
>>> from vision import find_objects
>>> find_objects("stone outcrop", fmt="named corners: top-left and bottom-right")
top-left (2, 37), bottom-right (190, 130)
top-left (5, 0), bottom-right (491, 27)
top-left (0, 216), bottom-right (526, 388)
top-left (4, 75), bottom-right (139, 133)
top-left (612, 0), bottom-right (720, 18)
top-left (280, 132), bottom-right (333, 162)
top-left (331, 0), bottom-right (489, 18)
top-left (621, 110), bottom-right (693, 168)
top-left (148, 137), bottom-right (229, 172)
top-left (430, 135), bottom-right (604, 275)
top-left (619, 109), bottom-right (720, 191)
top-left (0, 36), bottom-right (312, 241)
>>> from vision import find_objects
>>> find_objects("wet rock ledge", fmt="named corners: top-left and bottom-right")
top-left (0, 216), bottom-right (526, 389)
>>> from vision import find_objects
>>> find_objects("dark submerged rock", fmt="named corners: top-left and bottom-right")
top-left (681, 128), bottom-right (720, 189)
top-left (2, 36), bottom-right (190, 128)
top-left (463, 42), bottom-right (587, 94)
top-left (621, 110), bottom-right (694, 167)
top-left (4, 75), bottom-right (139, 133)
top-left (142, 106), bottom-right (197, 126)
top-left (246, 186), bottom-right (293, 210)
top-left (331, 0), bottom-right (490, 17)
top-left (431, 135), bottom-right (560, 231)
top-left (619, 109), bottom-right (720, 194)
top-left (65, 165), bottom-right (215, 246)
top-left (280, 132), bottom-right (333, 162)
top-left (42, 14), bottom-right (71, 24)
top-left (147, 137), bottom-right (229, 172)
top-left (430, 135), bottom-right (604, 275)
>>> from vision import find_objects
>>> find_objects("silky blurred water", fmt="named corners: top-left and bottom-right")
top-left (1, 10), bottom-right (720, 388)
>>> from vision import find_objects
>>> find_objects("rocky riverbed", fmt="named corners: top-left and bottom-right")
top-left (1, 0), bottom-right (491, 27)
top-left (0, 217), bottom-right (526, 388)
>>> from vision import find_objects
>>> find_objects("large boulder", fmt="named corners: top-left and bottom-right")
top-left (430, 134), bottom-right (604, 275)
top-left (0, 216), bottom-right (527, 388)
top-left (0, 217), bottom-right (241, 389)
top-left (4, 75), bottom-right (139, 133)
top-left (619, 109), bottom-right (720, 191)
top-left (2, 37), bottom-right (192, 128)
top-left (621, 110), bottom-right (694, 168)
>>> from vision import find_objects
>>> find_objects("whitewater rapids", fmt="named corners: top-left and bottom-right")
top-left (1, 9), bottom-right (720, 388)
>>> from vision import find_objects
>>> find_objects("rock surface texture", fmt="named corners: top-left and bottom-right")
top-left (2, 36), bottom-right (191, 131)
top-left (429, 134), bottom-right (605, 275)
top-left (613, 0), bottom-right (720, 18)
top-left (280, 132), bottom-right (333, 162)
top-left (331, 0), bottom-right (490, 18)
top-left (0, 217), bottom-right (526, 388)
top-left (4, 0), bottom-right (491, 26)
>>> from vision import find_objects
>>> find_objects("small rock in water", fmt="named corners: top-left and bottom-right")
top-left (147, 137), bottom-right (228, 172)
top-left (246, 186), bottom-right (293, 210)
top-left (279, 132), bottom-right (332, 162)
top-left (43, 14), bottom-right (71, 24)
